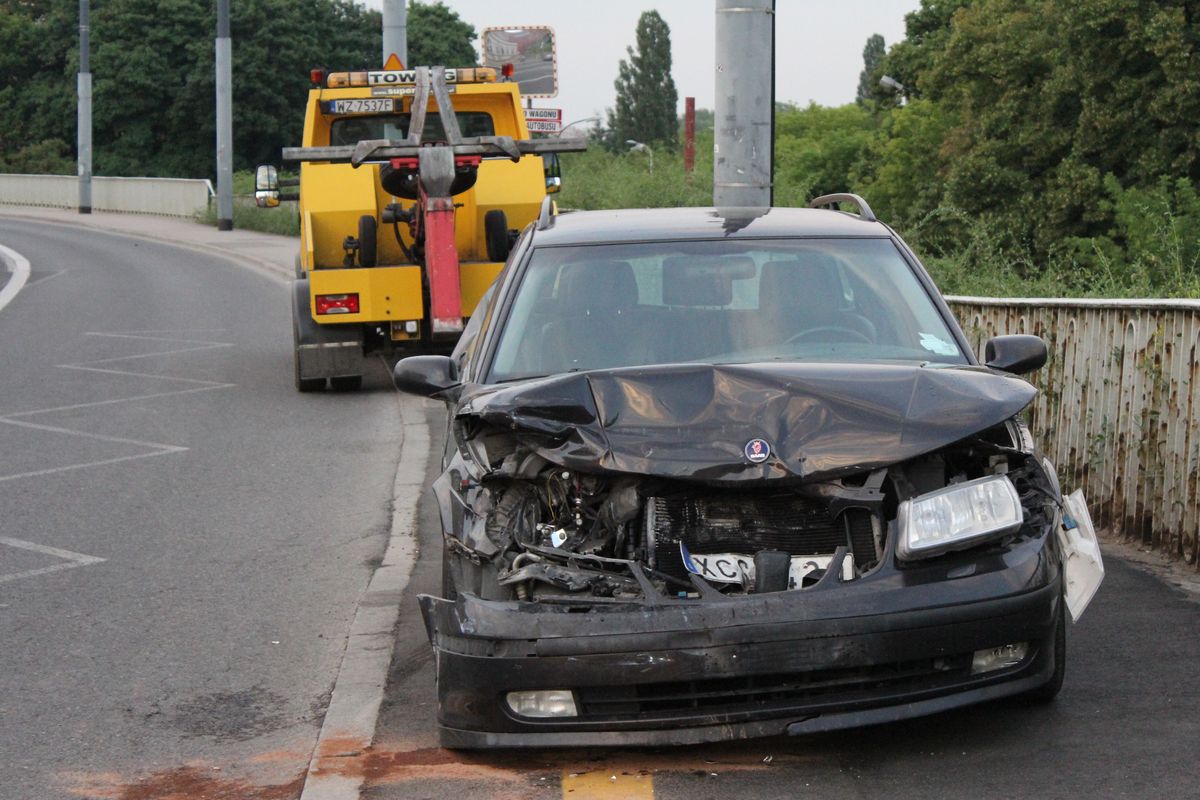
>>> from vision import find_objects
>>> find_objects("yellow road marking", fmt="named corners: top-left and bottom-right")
top-left (561, 768), bottom-right (654, 799)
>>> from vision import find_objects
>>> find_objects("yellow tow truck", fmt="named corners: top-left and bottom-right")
top-left (258, 62), bottom-right (583, 391)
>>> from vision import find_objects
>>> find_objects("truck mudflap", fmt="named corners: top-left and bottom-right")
top-left (292, 278), bottom-right (364, 380)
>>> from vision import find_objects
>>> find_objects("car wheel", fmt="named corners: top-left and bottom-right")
top-left (330, 375), bottom-right (363, 391)
top-left (1023, 593), bottom-right (1066, 703)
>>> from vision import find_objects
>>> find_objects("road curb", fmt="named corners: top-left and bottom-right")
top-left (0, 209), bottom-right (294, 285)
top-left (298, 392), bottom-right (428, 800)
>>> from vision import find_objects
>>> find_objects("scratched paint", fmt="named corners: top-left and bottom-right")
top-left (949, 296), bottom-right (1200, 568)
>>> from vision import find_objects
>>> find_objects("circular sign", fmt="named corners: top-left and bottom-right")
top-left (744, 438), bottom-right (771, 463)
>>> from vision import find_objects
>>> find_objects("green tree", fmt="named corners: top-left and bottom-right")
top-left (856, 34), bottom-right (887, 105)
top-left (406, 1), bottom-right (478, 67)
top-left (607, 10), bottom-right (679, 151)
top-left (773, 103), bottom-right (875, 205)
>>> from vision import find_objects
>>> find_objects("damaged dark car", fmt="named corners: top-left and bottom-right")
top-left (393, 198), bottom-right (1104, 748)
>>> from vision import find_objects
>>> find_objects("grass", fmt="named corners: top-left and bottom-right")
top-left (194, 170), bottom-right (300, 236)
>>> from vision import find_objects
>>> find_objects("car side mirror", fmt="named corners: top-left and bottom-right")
top-left (254, 164), bottom-right (280, 208)
top-left (985, 334), bottom-right (1047, 375)
top-left (393, 355), bottom-right (460, 397)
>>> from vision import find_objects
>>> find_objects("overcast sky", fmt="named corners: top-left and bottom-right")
top-left (362, 1), bottom-right (920, 123)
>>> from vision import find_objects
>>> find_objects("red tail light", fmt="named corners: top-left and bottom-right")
top-left (315, 293), bottom-right (359, 315)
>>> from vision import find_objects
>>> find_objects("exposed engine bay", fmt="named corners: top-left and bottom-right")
top-left (437, 417), bottom-right (1062, 604)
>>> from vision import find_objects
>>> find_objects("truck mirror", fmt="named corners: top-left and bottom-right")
top-left (545, 176), bottom-right (562, 194)
top-left (543, 153), bottom-right (561, 193)
top-left (254, 164), bottom-right (280, 208)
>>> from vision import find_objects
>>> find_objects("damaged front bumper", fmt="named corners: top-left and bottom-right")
top-left (419, 533), bottom-right (1062, 748)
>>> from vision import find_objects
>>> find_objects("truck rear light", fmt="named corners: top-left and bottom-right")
top-left (315, 293), bottom-right (359, 315)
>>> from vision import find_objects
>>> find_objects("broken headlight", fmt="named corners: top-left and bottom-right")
top-left (896, 475), bottom-right (1023, 560)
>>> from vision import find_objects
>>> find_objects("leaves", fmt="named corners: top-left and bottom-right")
top-left (606, 11), bottom-right (679, 151)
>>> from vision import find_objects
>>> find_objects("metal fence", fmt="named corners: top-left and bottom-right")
top-left (948, 296), bottom-right (1200, 568)
top-left (0, 174), bottom-right (214, 217)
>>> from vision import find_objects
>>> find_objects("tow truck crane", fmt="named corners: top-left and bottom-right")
top-left (260, 64), bottom-right (584, 391)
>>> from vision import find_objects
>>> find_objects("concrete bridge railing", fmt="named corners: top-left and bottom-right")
top-left (0, 174), bottom-right (214, 217)
top-left (949, 296), bottom-right (1200, 568)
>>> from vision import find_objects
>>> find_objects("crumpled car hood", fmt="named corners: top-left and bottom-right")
top-left (461, 362), bottom-right (1036, 482)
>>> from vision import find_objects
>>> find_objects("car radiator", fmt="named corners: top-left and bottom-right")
top-left (646, 492), bottom-right (878, 581)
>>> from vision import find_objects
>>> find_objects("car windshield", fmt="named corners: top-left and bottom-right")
top-left (488, 238), bottom-right (968, 382)
top-left (330, 111), bottom-right (495, 146)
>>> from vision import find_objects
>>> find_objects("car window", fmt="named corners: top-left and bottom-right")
top-left (330, 112), bottom-right (495, 145)
top-left (488, 238), bottom-right (967, 382)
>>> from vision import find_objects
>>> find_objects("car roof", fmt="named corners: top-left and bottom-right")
top-left (532, 206), bottom-right (892, 246)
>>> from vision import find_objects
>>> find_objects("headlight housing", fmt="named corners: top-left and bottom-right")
top-left (897, 474), bottom-right (1023, 560)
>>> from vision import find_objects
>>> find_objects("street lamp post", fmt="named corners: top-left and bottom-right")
top-left (559, 116), bottom-right (599, 137)
top-left (625, 139), bottom-right (654, 173)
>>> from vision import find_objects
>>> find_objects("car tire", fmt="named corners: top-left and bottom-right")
top-left (1022, 593), bottom-right (1066, 704)
top-left (358, 215), bottom-right (377, 268)
top-left (330, 375), bottom-right (363, 391)
top-left (484, 209), bottom-right (510, 262)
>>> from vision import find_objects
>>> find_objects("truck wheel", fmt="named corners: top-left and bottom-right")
top-left (484, 209), bottom-right (510, 262)
top-left (358, 215), bottom-right (377, 268)
top-left (330, 375), bottom-right (363, 391)
top-left (293, 304), bottom-right (326, 392)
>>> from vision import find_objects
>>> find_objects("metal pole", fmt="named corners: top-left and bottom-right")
top-left (684, 97), bottom-right (696, 173)
top-left (77, 0), bottom-right (92, 214)
top-left (382, 0), bottom-right (407, 67)
top-left (713, 0), bottom-right (774, 207)
top-left (215, 0), bottom-right (233, 231)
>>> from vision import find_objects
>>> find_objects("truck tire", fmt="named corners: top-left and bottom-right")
top-left (358, 215), bottom-right (377, 268)
top-left (293, 319), bottom-right (325, 392)
top-left (484, 209), bottom-right (510, 262)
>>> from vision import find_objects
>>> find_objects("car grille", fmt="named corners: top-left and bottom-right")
top-left (647, 492), bottom-right (877, 580)
top-left (575, 654), bottom-right (973, 720)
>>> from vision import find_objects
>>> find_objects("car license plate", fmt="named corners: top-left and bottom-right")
top-left (681, 548), bottom-right (854, 587)
top-left (325, 98), bottom-right (395, 115)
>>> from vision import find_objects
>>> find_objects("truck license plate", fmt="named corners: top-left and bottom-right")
top-left (326, 98), bottom-right (396, 115)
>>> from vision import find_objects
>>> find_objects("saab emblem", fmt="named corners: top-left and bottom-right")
top-left (744, 438), bottom-right (771, 463)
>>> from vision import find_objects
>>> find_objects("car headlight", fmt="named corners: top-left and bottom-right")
top-left (897, 474), bottom-right (1023, 560)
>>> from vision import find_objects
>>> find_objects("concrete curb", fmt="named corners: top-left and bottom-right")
top-left (0, 208), bottom-right (295, 285)
top-left (298, 392), bottom-right (428, 800)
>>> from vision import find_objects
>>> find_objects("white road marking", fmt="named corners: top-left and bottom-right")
top-left (22, 269), bottom-right (69, 290)
top-left (0, 330), bottom-right (233, 485)
top-left (0, 536), bottom-right (105, 585)
top-left (0, 242), bottom-right (31, 314)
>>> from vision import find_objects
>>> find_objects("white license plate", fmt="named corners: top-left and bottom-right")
top-left (327, 98), bottom-right (395, 115)
top-left (681, 547), bottom-right (854, 588)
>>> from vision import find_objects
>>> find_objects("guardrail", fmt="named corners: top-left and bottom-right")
top-left (948, 296), bottom-right (1200, 568)
top-left (0, 174), bottom-right (214, 217)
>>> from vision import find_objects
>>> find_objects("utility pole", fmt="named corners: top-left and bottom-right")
top-left (77, 0), bottom-right (92, 215)
top-left (215, 0), bottom-right (233, 231)
top-left (713, 0), bottom-right (774, 207)
top-left (382, 0), bottom-right (408, 67)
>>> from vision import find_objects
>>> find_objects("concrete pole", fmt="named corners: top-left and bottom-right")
top-left (77, 0), bottom-right (92, 214)
top-left (713, 0), bottom-right (775, 207)
top-left (382, 0), bottom-right (408, 67)
top-left (215, 0), bottom-right (234, 231)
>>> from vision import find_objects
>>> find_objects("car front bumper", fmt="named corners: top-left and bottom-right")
top-left (419, 535), bottom-right (1062, 748)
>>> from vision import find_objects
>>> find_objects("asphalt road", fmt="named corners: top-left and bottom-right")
top-left (362, 407), bottom-right (1200, 800)
top-left (0, 220), bottom-right (402, 799)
